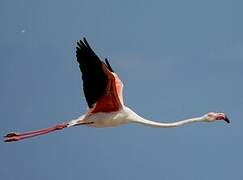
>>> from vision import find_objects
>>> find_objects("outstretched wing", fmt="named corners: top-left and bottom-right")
top-left (76, 38), bottom-right (124, 111)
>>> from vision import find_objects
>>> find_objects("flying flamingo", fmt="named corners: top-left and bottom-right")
top-left (4, 38), bottom-right (230, 142)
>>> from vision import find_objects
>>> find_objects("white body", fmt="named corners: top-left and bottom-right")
top-left (69, 106), bottom-right (206, 128)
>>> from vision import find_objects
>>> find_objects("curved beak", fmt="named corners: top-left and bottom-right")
top-left (224, 115), bottom-right (230, 123)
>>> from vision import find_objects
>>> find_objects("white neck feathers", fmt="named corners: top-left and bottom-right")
top-left (126, 108), bottom-right (206, 128)
top-left (134, 116), bottom-right (205, 128)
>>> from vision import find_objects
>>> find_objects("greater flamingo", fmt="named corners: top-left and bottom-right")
top-left (4, 38), bottom-right (230, 142)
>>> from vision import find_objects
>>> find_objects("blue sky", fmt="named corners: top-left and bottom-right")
top-left (1, 0), bottom-right (243, 179)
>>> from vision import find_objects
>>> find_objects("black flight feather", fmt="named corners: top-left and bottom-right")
top-left (76, 38), bottom-right (114, 108)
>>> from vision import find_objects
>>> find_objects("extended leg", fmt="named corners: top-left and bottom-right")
top-left (4, 123), bottom-right (68, 142)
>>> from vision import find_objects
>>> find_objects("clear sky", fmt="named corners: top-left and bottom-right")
top-left (1, 0), bottom-right (243, 179)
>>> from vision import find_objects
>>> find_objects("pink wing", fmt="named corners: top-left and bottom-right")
top-left (89, 64), bottom-right (124, 114)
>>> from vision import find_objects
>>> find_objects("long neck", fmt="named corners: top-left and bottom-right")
top-left (131, 113), bottom-right (206, 128)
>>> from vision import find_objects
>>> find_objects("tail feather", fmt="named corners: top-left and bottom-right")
top-left (67, 115), bottom-right (86, 127)
top-left (67, 119), bottom-right (79, 127)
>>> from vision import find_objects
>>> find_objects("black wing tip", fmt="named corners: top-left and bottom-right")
top-left (76, 37), bottom-right (97, 55)
top-left (83, 37), bottom-right (88, 44)
top-left (105, 58), bottom-right (114, 72)
top-left (76, 37), bottom-right (100, 52)
top-left (76, 40), bottom-right (84, 51)
top-left (76, 38), bottom-right (113, 70)
top-left (76, 37), bottom-right (88, 48)
top-left (77, 37), bottom-right (87, 42)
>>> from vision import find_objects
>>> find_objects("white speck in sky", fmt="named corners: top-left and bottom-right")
top-left (21, 29), bottom-right (25, 33)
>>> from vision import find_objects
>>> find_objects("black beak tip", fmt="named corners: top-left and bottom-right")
top-left (224, 116), bottom-right (230, 123)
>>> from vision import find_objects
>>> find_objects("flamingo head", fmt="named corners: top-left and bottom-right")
top-left (204, 112), bottom-right (230, 123)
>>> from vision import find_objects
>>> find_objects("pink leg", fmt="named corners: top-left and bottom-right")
top-left (4, 123), bottom-right (68, 142)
